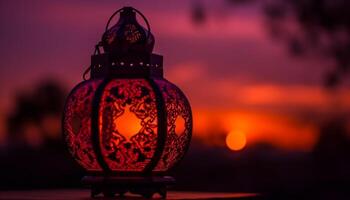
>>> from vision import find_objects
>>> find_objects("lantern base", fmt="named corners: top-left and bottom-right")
top-left (81, 175), bottom-right (175, 199)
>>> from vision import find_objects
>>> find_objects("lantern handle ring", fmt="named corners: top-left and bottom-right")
top-left (105, 7), bottom-right (151, 39)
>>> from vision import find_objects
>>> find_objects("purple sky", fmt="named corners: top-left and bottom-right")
top-left (1, 0), bottom-right (349, 147)
top-left (0, 0), bottom-right (333, 110)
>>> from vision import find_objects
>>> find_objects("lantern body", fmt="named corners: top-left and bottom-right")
top-left (63, 78), bottom-right (192, 173)
top-left (62, 7), bottom-right (192, 198)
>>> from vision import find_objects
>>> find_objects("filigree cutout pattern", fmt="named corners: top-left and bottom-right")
top-left (99, 79), bottom-right (158, 171)
top-left (154, 79), bottom-right (192, 171)
top-left (63, 80), bottom-right (102, 171)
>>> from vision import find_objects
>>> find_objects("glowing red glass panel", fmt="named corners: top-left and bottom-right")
top-left (63, 79), bottom-right (103, 171)
top-left (98, 79), bottom-right (158, 171)
top-left (154, 79), bottom-right (192, 171)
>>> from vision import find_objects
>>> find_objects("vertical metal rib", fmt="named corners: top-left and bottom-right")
top-left (143, 78), bottom-right (167, 174)
top-left (91, 78), bottom-right (112, 174)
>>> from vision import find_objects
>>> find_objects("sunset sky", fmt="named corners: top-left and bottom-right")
top-left (1, 0), bottom-right (350, 151)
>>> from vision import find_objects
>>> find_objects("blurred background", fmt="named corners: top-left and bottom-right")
top-left (1, 0), bottom-right (350, 198)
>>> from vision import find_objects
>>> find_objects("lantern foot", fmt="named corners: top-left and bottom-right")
top-left (82, 175), bottom-right (175, 198)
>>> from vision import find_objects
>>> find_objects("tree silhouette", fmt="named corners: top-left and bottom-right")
top-left (7, 80), bottom-right (66, 148)
top-left (262, 0), bottom-right (350, 88)
top-left (1, 80), bottom-right (85, 189)
top-left (192, 0), bottom-right (350, 87)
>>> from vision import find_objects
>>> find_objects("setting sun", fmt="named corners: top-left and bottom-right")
top-left (226, 130), bottom-right (247, 151)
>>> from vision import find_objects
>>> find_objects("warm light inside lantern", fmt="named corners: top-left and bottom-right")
top-left (175, 116), bottom-right (186, 136)
top-left (115, 106), bottom-right (142, 140)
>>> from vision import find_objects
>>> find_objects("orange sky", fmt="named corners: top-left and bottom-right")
top-left (193, 109), bottom-right (319, 152)
top-left (168, 62), bottom-right (350, 152)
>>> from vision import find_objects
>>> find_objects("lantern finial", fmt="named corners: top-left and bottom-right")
top-left (101, 7), bottom-right (155, 56)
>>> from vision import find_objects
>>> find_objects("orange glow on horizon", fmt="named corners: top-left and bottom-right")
top-left (226, 130), bottom-right (247, 151)
top-left (193, 109), bottom-right (319, 152)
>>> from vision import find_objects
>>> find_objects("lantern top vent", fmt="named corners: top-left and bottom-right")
top-left (86, 7), bottom-right (162, 80)
top-left (101, 7), bottom-right (155, 56)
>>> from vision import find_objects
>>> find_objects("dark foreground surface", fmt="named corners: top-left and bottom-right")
top-left (2, 188), bottom-right (350, 200)
top-left (0, 190), bottom-right (258, 200)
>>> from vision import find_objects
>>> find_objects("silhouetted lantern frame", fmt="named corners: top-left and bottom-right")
top-left (62, 6), bottom-right (192, 182)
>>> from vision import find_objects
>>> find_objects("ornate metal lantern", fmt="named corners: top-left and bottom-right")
top-left (62, 7), bottom-right (192, 198)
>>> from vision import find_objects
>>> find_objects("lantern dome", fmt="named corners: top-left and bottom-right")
top-left (62, 7), bottom-right (192, 176)
top-left (101, 7), bottom-right (155, 56)
top-left (63, 78), bottom-right (192, 173)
